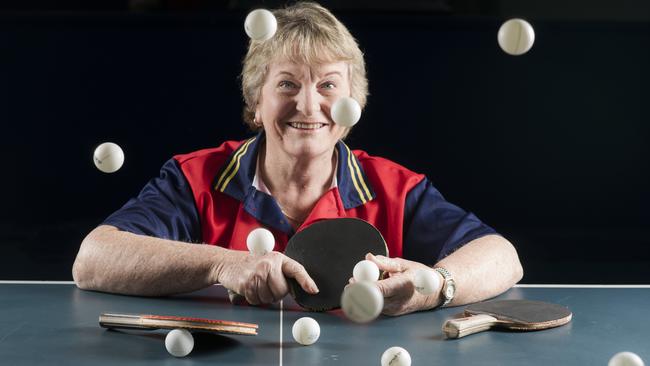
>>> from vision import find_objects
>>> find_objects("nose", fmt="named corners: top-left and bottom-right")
top-left (295, 86), bottom-right (321, 117)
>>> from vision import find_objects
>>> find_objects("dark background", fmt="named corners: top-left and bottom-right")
top-left (1, 1), bottom-right (649, 283)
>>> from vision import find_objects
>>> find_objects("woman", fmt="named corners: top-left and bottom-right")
top-left (72, 2), bottom-right (522, 316)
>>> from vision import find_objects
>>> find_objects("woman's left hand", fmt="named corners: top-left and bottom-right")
top-left (358, 253), bottom-right (442, 316)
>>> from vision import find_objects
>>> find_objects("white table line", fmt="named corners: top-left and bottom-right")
top-left (0, 280), bottom-right (76, 284)
top-left (515, 284), bottom-right (650, 288)
top-left (2, 281), bottom-right (649, 288)
top-left (279, 299), bottom-right (284, 366)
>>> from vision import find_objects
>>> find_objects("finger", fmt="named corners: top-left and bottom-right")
top-left (243, 279), bottom-right (261, 305)
top-left (282, 257), bottom-right (319, 294)
top-left (267, 265), bottom-right (290, 302)
top-left (375, 273), bottom-right (414, 299)
top-left (366, 253), bottom-right (407, 273)
top-left (256, 276), bottom-right (275, 304)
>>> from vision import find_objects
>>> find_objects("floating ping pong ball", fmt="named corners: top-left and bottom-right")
top-left (246, 228), bottom-right (275, 255)
top-left (292, 317), bottom-right (320, 346)
top-left (609, 352), bottom-right (645, 366)
top-left (497, 18), bottom-right (535, 56)
top-left (244, 9), bottom-right (277, 41)
top-left (353, 260), bottom-right (380, 282)
top-left (413, 269), bottom-right (440, 295)
top-left (331, 97), bottom-right (361, 127)
top-left (93, 142), bottom-right (124, 173)
top-left (381, 346), bottom-right (412, 366)
top-left (341, 281), bottom-right (383, 323)
top-left (165, 329), bottom-right (194, 357)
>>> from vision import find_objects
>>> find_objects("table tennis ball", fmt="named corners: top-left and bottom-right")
top-left (246, 228), bottom-right (275, 255)
top-left (244, 9), bottom-right (277, 41)
top-left (331, 97), bottom-right (361, 127)
top-left (609, 352), bottom-right (645, 366)
top-left (497, 18), bottom-right (535, 56)
top-left (353, 260), bottom-right (380, 282)
top-left (93, 142), bottom-right (124, 173)
top-left (413, 269), bottom-right (440, 295)
top-left (165, 329), bottom-right (194, 357)
top-left (341, 281), bottom-right (383, 324)
top-left (292, 317), bottom-right (320, 346)
top-left (381, 346), bottom-right (411, 366)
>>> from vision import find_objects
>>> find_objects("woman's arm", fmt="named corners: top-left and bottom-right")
top-left (72, 225), bottom-right (318, 301)
top-left (370, 234), bottom-right (523, 315)
top-left (436, 234), bottom-right (523, 306)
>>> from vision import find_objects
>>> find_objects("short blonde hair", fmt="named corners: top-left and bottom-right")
top-left (240, 2), bottom-right (368, 132)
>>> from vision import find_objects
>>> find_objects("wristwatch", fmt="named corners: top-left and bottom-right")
top-left (433, 267), bottom-right (456, 307)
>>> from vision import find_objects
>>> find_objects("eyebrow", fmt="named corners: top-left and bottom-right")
top-left (274, 70), bottom-right (344, 78)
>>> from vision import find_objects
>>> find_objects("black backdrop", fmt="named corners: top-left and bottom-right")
top-left (1, 9), bottom-right (649, 282)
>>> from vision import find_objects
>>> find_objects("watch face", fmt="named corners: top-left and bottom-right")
top-left (445, 284), bottom-right (456, 298)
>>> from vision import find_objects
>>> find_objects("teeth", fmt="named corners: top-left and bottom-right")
top-left (288, 122), bottom-right (326, 130)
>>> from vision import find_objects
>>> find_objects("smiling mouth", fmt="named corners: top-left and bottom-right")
top-left (287, 122), bottom-right (328, 130)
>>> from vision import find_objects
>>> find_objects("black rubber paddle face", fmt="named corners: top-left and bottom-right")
top-left (465, 300), bottom-right (572, 326)
top-left (284, 218), bottom-right (388, 311)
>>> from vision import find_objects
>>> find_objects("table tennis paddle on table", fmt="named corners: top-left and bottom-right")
top-left (442, 299), bottom-right (572, 339)
top-left (283, 218), bottom-right (388, 311)
top-left (99, 313), bottom-right (258, 336)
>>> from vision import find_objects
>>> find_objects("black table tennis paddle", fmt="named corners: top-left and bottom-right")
top-left (443, 299), bottom-right (572, 338)
top-left (284, 218), bottom-right (388, 311)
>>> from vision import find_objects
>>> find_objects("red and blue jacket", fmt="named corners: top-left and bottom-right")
top-left (103, 132), bottom-right (496, 263)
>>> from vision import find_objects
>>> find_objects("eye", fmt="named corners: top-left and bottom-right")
top-left (320, 81), bottom-right (336, 90)
top-left (278, 80), bottom-right (297, 89)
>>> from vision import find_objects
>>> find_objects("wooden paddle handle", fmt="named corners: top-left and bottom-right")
top-left (443, 314), bottom-right (498, 338)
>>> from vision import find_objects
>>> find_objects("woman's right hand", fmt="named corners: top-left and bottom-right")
top-left (214, 249), bottom-right (319, 305)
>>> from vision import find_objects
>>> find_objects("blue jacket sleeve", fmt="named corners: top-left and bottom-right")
top-left (402, 178), bottom-right (497, 263)
top-left (102, 158), bottom-right (202, 243)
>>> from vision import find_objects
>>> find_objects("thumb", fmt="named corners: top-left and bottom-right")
top-left (366, 253), bottom-right (406, 273)
top-left (281, 257), bottom-right (319, 294)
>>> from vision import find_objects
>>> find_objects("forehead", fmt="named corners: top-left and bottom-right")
top-left (268, 60), bottom-right (348, 78)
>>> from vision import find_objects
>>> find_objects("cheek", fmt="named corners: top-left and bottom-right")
top-left (263, 95), bottom-right (294, 121)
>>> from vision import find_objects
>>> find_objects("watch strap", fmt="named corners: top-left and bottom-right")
top-left (433, 267), bottom-right (454, 307)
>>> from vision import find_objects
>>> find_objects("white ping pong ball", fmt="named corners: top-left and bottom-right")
top-left (331, 97), bottom-right (361, 127)
top-left (341, 281), bottom-right (383, 324)
top-left (244, 9), bottom-right (277, 41)
top-left (165, 329), bottom-right (194, 357)
top-left (609, 352), bottom-right (645, 366)
top-left (246, 228), bottom-right (275, 255)
top-left (291, 317), bottom-right (320, 346)
top-left (413, 269), bottom-right (440, 295)
top-left (93, 142), bottom-right (124, 173)
top-left (381, 346), bottom-right (412, 366)
top-left (353, 260), bottom-right (380, 282)
top-left (497, 18), bottom-right (535, 56)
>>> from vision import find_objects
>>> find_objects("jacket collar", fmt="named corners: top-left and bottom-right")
top-left (213, 131), bottom-right (375, 210)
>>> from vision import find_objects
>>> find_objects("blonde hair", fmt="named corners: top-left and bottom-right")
top-left (240, 2), bottom-right (368, 133)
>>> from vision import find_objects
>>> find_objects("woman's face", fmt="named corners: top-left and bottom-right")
top-left (256, 60), bottom-right (350, 160)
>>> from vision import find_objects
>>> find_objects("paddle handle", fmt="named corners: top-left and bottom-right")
top-left (443, 314), bottom-right (498, 338)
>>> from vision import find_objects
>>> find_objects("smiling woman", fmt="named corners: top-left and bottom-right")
top-left (72, 1), bottom-right (523, 316)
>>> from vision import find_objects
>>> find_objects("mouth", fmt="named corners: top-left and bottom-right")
top-left (286, 122), bottom-right (328, 130)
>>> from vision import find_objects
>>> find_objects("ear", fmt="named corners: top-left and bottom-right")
top-left (254, 109), bottom-right (262, 127)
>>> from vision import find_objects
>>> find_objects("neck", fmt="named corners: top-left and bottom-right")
top-left (260, 143), bottom-right (336, 196)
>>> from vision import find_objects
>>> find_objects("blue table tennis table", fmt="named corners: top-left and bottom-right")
top-left (1, 282), bottom-right (648, 365)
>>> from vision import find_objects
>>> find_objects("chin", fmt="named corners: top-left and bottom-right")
top-left (285, 141), bottom-right (332, 158)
